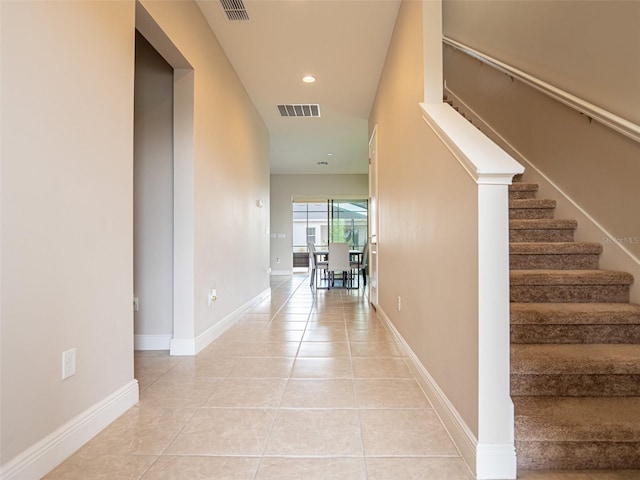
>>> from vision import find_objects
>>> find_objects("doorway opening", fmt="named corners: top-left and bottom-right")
top-left (133, 2), bottom-right (196, 356)
top-left (133, 31), bottom-right (174, 350)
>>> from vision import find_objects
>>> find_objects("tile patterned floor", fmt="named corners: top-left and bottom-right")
top-left (45, 275), bottom-right (640, 479)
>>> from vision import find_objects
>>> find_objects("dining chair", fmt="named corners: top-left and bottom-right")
top-left (308, 242), bottom-right (327, 288)
top-left (327, 242), bottom-right (351, 289)
top-left (350, 241), bottom-right (369, 288)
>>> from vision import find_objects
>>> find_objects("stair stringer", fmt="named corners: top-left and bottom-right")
top-left (444, 87), bottom-right (640, 303)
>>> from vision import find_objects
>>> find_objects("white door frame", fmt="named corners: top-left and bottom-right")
top-left (368, 126), bottom-right (379, 307)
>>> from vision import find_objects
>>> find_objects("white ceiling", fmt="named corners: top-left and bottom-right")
top-left (197, 0), bottom-right (401, 174)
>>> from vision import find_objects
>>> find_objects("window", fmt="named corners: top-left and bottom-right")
top-left (306, 227), bottom-right (316, 245)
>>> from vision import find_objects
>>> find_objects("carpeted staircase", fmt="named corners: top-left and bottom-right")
top-left (509, 178), bottom-right (640, 469)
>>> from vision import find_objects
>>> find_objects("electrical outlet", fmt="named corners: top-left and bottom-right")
top-left (133, 296), bottom-right (139, 312)
top-left (62, 348), bottom-right (76, 380)
top-left (208, 289), bottom-right (217, 306)
top-left (276, 257), bottom-right (280, 264)
top-left (397, 296), bottom-right (402, 312)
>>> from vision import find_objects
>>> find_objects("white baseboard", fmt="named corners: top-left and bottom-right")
top-left (134, 334), bottom-right (172, 351)
top-left (1, 380), bottom-right (139, 480)
top-left (377, 306), bottom-right (517, 479)
top-left (269, 270), bottom-right (292, 276)
top-left (476, 443), bottom-right (518, 480)
top-left (377, 307), bottom-right (477, 473)
top-left (170, 287), bottom-right (271, 356)
top-left (169, 337), bottom-right (196, 356)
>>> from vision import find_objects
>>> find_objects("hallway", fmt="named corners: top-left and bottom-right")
top-left (45, 275), bottom-right (472, 479)
top-left (44, 275), bottom-right (638, 479)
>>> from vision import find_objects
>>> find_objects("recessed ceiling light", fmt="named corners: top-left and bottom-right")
top-left (302, 75), bottom-right (316, 84)
top-left (327, 153), bottom-right (334, 156)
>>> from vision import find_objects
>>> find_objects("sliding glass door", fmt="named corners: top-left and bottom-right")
top-left (292, 199), bottom-right (368, 269)
top-left (329, 200), bottom-right (368, 250)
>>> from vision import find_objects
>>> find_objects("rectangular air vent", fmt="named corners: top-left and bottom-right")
top-left (277, 104), bottom-right (321, 118)
top-left (220, 0), bottom-right (249, 21)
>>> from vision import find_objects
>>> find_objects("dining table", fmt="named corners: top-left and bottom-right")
top-left (311, 249), bottom-right (363, 289)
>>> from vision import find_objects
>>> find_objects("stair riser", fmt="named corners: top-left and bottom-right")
top-left (516, 441), bottom-right (640, 469)
top-left (511, 324), bottom-right (640, 344)
top-left (510, 230), bottom-right (575, 242)
top-left (511, 374), bottom-right (640, 396)
top-left (510, 209), bottom-right (555, 220)
top-left (511, 285), bottom-right (630, 303)
top-left (509, 191), bottom-right (537, 200)
top-left (510, 254), bottom-right (599, 270)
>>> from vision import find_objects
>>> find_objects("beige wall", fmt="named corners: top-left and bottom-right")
top-left (270, 174), bottom-right (368, 273)
top-left (443, 5), bottom-right (640, 300)
top-left (1, 0), bottom-right (271, 469)
top-left (138, 0), bottom-right (271, 339)
top-left (370, 0), bottom-right (479, 435)
top-left (1, 0), bottom-right (136, 463)
top-left (444, 0), bottom-right (640, 124)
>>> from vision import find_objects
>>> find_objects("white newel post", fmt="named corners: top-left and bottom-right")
top-left (476, 179), bottom-right (517, 479)
top-left (421, 102), bottom-right (523, 479)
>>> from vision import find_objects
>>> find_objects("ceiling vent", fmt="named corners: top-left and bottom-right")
top-left (220, 0), bottom-right (249, 21)
top-left (277, 104), bottom-right (321, 118)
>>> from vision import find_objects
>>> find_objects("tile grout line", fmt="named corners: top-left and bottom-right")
top-left (254, 276), bottom-right (314, 478)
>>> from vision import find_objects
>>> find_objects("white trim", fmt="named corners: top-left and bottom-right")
top-left (134, 334), bottom-right (172, 351)
top-left (1, 381), bottom-right (139, 480)
top-left (443, 37), bottom-right (640, 144)
top-left (170, 287), bottom-right (271, 356)
top-left (169, 337), bottom-right (195, 356)
top-left (270, 270), bottom-right (293, 276)
top-left (476, 443), bottom-right (518, 480)
top-left (420, 102), bottom-right (524, 184)
top-left (377, 306), bottom-right (477, 474)
top-left (476, 183), bottom-right (517, 479)
top-left (172, 67), bottom-right (196, 348)
top-left (423, 0), bottom-right (443, 103)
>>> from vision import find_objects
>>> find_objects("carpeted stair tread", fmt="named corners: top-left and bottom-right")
top-left (510, 270), bottom-right (634, 286)
top-left (515, 396), bottom-right (640, 442)
top-left (509, 219), bottom-right (577, 230)
top-left (511, 303), bottom-right (640, 325)
top-left (510, 242), bottom-right (602, 269)
top-left (509, 183), bottom-right (539, 199)
top-left (510, 199), bottom-right (557, 209)
top-left (510, 242), bottom-right (602, 255)
top-left (511, 344), bottom-right (640, 375)
top-left (510, 199), bottom-right (557, 219)
top-left (509, 183), bottom-right (539, 192)
top-left (517, 444), bottom-right (640, 470)
top-left (511, 324), bottom-right (640, 344)
top-left (510, 219), bottom-right (578, 243)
